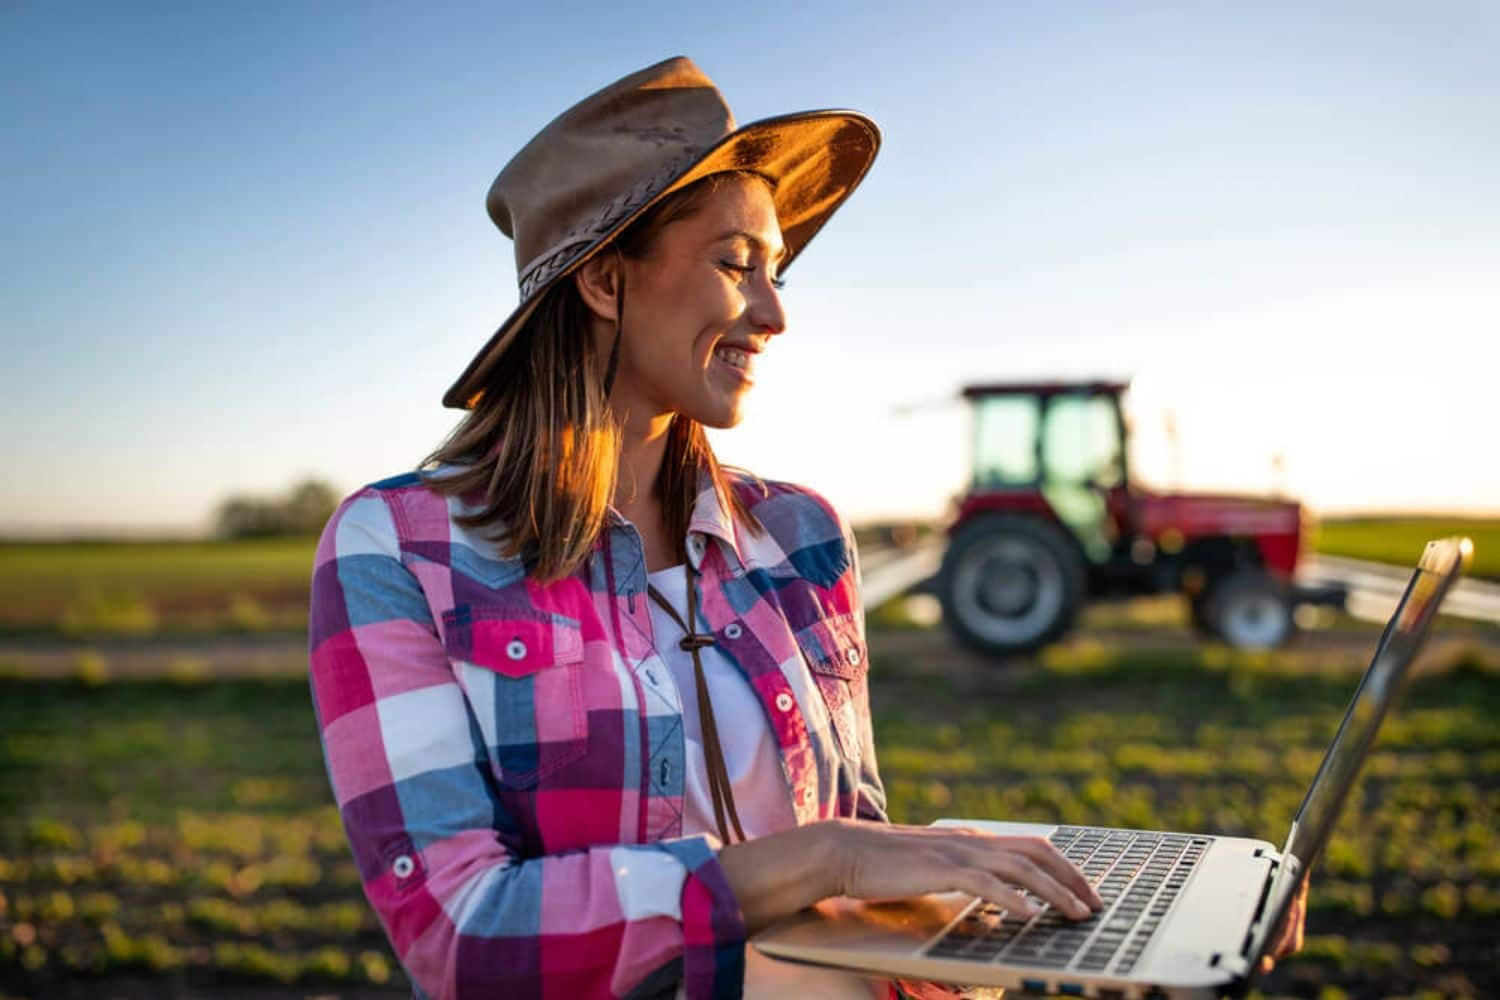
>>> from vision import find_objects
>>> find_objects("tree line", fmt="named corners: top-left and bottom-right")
top-left (215, 480), bottom-right (340, 538)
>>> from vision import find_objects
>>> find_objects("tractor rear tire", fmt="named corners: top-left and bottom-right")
top-left (938, 515), bottom-right (1086, 657)
top-left (1203, 569), bottom-right (1294, 649)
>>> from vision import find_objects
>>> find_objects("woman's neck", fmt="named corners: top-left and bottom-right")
top-left (612, 406), bottom-right (676, 567)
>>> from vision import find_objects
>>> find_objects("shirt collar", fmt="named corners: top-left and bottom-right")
top-left (686, 465), bottom-right (745, 573)
top-left (598, 467), bottom-right (745, 573)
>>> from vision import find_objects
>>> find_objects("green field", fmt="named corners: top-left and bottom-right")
top-left (1, 630), bottom-right (1495, 998)
top-left (1315, 517), bottom-right (1500, 581)
top-left (0, 540), bottom-right (317, 635)
top-left (2, 516), bottom-right (1494, 638)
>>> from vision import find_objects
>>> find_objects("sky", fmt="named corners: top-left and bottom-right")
top-left (3, 1), bottom-right (1497, 536)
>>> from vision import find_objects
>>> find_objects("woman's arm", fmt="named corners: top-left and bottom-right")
top-left (719, 818), bottom-right (1101, 937)
top-left (310, 488), bottom-right (744, 999)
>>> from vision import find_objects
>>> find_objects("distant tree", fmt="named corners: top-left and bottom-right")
top-left (215, 479), bottom-right (340, 538)
top-left (283, 479), bottom-right (340, 535)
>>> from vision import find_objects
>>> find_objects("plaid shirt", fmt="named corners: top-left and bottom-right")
top-left (309, 467), bottom-right (887, 999)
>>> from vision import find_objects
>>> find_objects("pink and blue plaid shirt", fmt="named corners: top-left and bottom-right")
top-left (308, 466), bottom-right (887, 999)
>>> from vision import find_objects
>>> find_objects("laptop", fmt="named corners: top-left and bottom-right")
top-left (754, 537), bottom-right (1473, 999)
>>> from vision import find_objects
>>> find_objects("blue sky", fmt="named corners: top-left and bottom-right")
top-left (3, 1), bottom-right (1497, 534)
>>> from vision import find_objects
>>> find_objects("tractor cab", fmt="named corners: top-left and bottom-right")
top-left (966, 380), bottom-right (1131, 567)
top-left (938, 379), bottom-right (1345, 656)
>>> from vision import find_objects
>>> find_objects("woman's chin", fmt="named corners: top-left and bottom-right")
top-left (682, 396), bottom-right (747, 430)
top-left (695, 409), bottom-right (744, 431)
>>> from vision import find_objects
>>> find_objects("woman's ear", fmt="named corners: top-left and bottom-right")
top-left (574, 252), bottom-right (621, 323)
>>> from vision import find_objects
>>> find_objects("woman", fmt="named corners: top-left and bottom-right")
top-left (309, 57), bottom-right (1296, 999)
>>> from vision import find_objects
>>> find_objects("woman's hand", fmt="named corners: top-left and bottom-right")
top-left (1257, 877), bottom-right (1308, 974)
top-left (830, 820), bottom-right (1103, 919)
top-left (717, 819), bottom-right (1102, 935)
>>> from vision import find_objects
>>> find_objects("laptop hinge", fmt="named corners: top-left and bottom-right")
top-left (1252, 847), bottom-right (1283, 866)
top-left (1238, 850), bottom-right (1284, 963)
top-left (1212, 952), bottom-right (1252, 978)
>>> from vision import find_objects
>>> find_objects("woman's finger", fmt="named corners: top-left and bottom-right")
top-left (991, 836), bottom-right (1103, 908)
top-left (982, 853), bottom-right (1094, 918)
top-left (1273, 879), bottom-right (1309, 958)
top-left (954, 869), bottom-right (1044, 919)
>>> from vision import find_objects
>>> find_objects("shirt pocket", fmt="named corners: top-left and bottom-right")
top-left (442, 604), bottom-right (589, 790)
top-left (793, 611), bottom-right (868, 763)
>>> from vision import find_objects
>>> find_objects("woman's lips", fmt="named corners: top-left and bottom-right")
top-left (712, 345), bottom-right (756, 384)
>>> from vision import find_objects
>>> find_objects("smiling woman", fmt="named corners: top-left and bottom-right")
top-left (306, 56), bottom-right (1102, 1000)
top-left (579, 172), bottom-right (788, 423)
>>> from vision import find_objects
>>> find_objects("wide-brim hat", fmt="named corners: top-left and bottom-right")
top-left (442, 55), bottom-right (880, 409)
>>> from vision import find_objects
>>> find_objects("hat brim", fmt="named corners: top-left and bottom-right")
top-left (442, 110), bottom-right (880, 410)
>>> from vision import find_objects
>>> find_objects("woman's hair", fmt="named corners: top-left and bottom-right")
top-left (420, 171), bottom-right (770, 583)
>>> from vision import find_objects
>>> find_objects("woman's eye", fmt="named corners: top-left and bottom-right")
top-left (720, 261), bottom-right (785, 290)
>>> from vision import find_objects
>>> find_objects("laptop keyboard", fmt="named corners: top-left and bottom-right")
top-left (924, 826), bottom-right (1211, 974)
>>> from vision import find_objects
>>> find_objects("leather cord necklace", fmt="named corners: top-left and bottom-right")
top-left (645, 562), bottom-right (746, 845)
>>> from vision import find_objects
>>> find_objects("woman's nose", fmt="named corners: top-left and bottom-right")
top-left (747, 278), bottom-right (787, 336)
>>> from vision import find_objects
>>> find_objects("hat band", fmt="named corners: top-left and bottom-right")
top-left (516, 146), bottom-right (703, 300)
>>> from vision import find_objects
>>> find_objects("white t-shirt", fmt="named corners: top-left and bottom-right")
top-left (646, 564), bottom-right (888, 1000)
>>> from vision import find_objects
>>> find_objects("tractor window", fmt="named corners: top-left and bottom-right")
top-left (972, 395), bottom-right (1041, 486)
top-left (1041, 395), bottom-right (1123, 487)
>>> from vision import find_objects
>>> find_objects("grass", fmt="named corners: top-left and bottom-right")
top-left (1, 631), bottom-right (1496, 998)
top-left (0, 539), bottom-right (316, 635)
top-left (1314, 516), bottom-right (1500, 580)
top-left (0, 671), bottom-right (397, 996)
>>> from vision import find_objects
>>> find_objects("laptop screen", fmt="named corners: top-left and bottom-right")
top-left (1255, 537), bottom-right (1471, 962)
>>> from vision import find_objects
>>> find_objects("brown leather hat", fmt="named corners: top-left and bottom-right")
top-left (442, 55), bottom-right (880, 409)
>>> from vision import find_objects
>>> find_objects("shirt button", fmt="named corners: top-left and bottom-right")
top-left (846, 646), bottom-right (862, 666)
top-left (392, 855), bottom-right (416, 879)
top-left (775, 692), bottom-right (794, 712)
top-left (506, 639), bottom-right (527, 661)
top-left (798, 787), bottom-right (812, 806)
top-left (724, 622), bottom-right (743, 640)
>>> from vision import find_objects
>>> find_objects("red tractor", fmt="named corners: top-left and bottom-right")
top-left (937, 380), bottom-right (1346, 655)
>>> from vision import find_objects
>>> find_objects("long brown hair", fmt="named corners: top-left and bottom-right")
top-left (420, 172), bottom-right (768, 583)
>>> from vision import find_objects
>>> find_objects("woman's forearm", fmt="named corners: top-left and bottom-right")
top-left (720, 818), bottom-right (1105, 938)
top-left (717, 820), bottom-right (843, 935)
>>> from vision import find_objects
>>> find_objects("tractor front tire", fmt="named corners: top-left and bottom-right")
top-left (1203, 569), bottom-right (1294, 649)
top-left (938, 515), bottom-right (1086, 658)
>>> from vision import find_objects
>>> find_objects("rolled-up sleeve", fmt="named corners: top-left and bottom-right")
top-left (308, 488), bottom-right (747, 999)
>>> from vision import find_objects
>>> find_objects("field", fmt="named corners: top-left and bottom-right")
top-left (0, 541), bottom-right (315, 636)
top-left (2, 521), bottom-right (1497, 997)
top-left (3, 515), bottom-right (1495, 639)
top-left (1311, 517), bottom-right (1500, 581)
top-left (2, 610), bottom-right (1497, 999)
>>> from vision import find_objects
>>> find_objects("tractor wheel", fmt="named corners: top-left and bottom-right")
top-left (938, 515), bottom-right (1086, 657)
top-left (1203, 569), bottom-right (1294, 649)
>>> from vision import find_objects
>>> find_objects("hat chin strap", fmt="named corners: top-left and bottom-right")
top-left (602, 244), bottom-right (626, 399)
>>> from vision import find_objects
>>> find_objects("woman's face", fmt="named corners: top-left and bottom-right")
top-left (600, 174), bottom-right (788, 430)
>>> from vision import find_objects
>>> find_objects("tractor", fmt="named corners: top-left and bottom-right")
top-left (936, 380), bottom-right (1346, 656)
